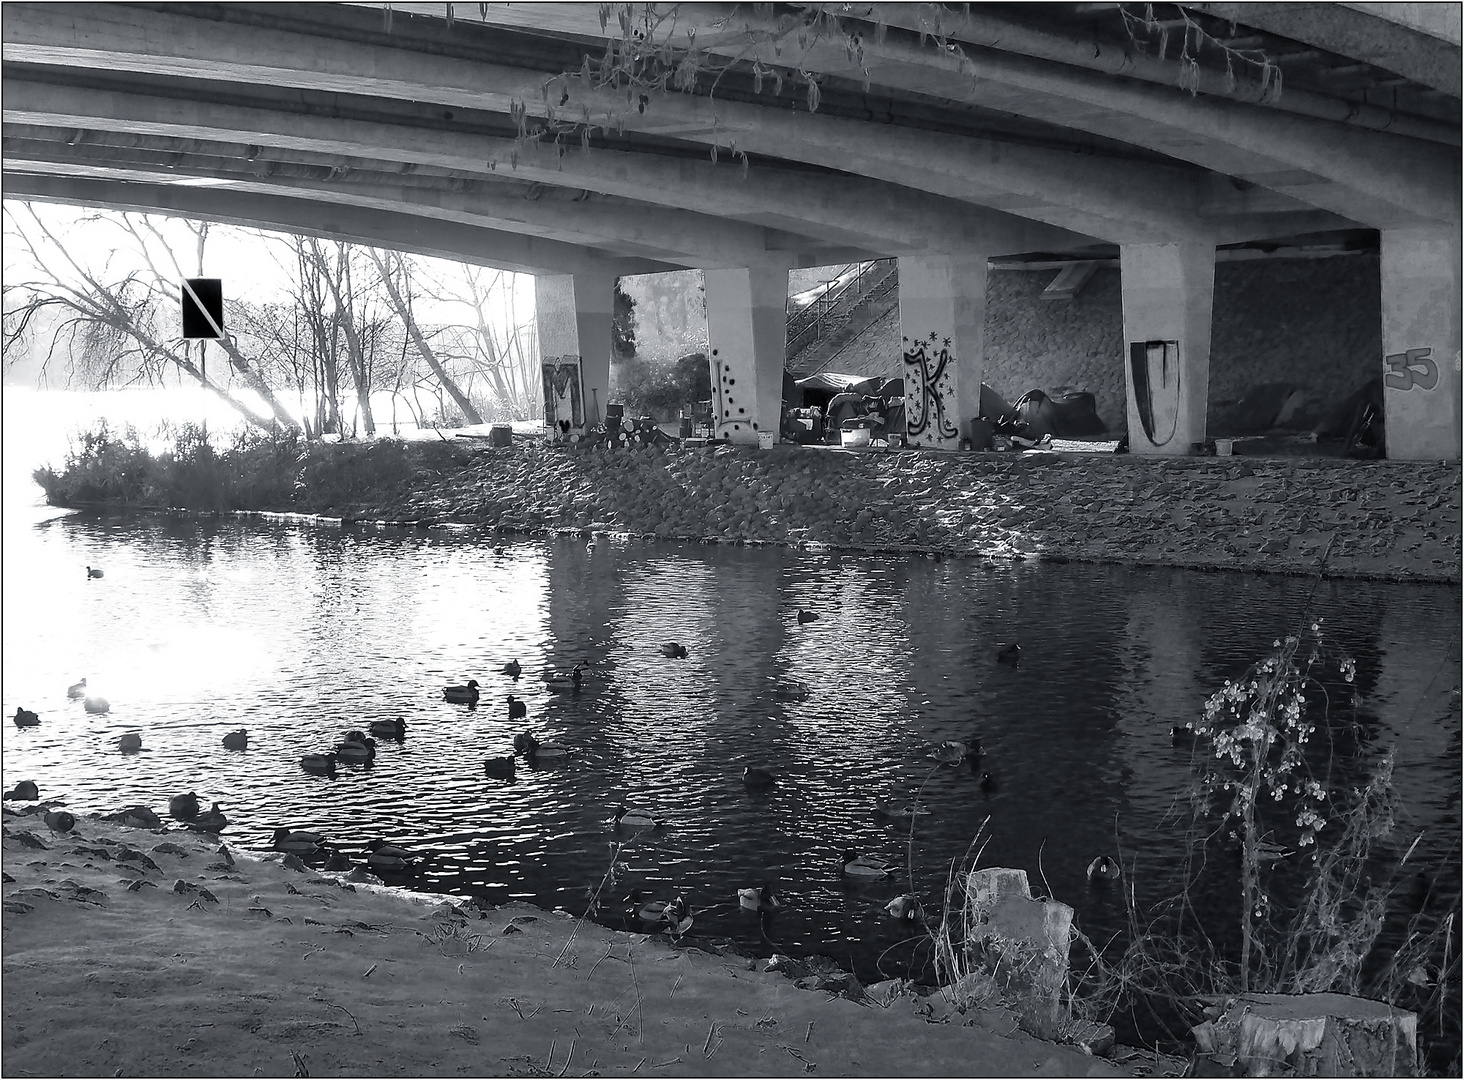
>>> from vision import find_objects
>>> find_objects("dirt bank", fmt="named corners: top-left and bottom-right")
top-left (286, 440), bottom-right (1460, 584)
top-left (1, 816), bottom-right (1178, 1077)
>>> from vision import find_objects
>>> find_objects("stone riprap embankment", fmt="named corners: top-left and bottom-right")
top-left (307, 440), bottom-right (1461, 584)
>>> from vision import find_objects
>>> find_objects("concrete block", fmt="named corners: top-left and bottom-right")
top-left (965, 867), bottom-right (1075, 1039)
top-left (1190, 993), bottom-right (1418, 1077)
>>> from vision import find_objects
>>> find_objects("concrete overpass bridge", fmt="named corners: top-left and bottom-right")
top-left (3, 2), bottom-right (1459, 458)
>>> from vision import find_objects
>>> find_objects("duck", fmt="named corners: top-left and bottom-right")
top-left (996, 642), bottom-right (1022, 666)
top-left (979, 772), bottom-right (997, 793)
top-left (512, 731), bottom-right (537, 754)
top-left (873, 799), bottom-right (930, 820)
top-left (484, 755), bottom-right (516, 779)
top-left (67, 678), bottom-right (88, 699)
top-left (1086, 855), bottom-right (1121, 883)
top-left (502, 659), bottom-right (522, 680)
top-left (507, 695), bottom-right (527, 720)
top-left (168, 792), bottom-right (201, 821)
top-left (4, 780), bottom-right (39, 801)
top-left (634, 893), bottom-right (693, 934)
top-left (1171, 724), bottom-right (1192, 745)
top-left (222, 729), bottom-right (249, 750)
top-left (443, 679), bottom-right (480, 704)
top-left (43, 809), bottom-right (77, 834)
top-left (742, 766), bottom-right (776, 789)
top-left (526, 738), bottom-right (576, 763)
top-left (300, 752), bottom-right (338, 776)
top-left (737, 886), bottom-right (782, 912)
top-left (87, 566), bottom-right (104, 579)
top-left (613, 804), bottom-right (664, 829)
top-left (771, 679), bottom-right (810, 702)
top-left (365, 839), bottom-right (418, 874)
top-left (323, 849), bottom-right (354, 872)
top-left (884, 893), bottom-right (921, 920)
top-left (334, 736), bottom-right (376, 764)
top-left (85, 695), bottom-right (111, 715)
top-left (368, 717), bottom-right (406, 740)
top-left (796, 609), bottom-right (820, 624)
top-left (842, 850), bottom-right (897, 878)
top-left (544, 665), bottom-right (584, 693)
top-left (273, 828), bottom-right (327, 855)
top-left (931, 740), bottom-right (969, 766)
top-left (13, 707), bottom-right (39, 727)
top-left (660, 642), bottom-right (688, 659)
top-left (187, 802), bottom-right (228, 833)
top-left (118, 732), bottom-right (142, 753)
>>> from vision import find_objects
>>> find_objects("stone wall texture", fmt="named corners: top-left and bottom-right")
top-left (810, 254), bottom-right (1383, 437)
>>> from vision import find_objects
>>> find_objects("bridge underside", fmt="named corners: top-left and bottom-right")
top-left (3, 2), bottom-right (1458, 458)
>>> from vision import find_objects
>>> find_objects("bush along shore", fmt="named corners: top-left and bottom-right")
top-left (33, 423), bottom-right (1462, 583)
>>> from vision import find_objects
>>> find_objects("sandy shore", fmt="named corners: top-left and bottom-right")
top-left (1, 814), bottom-right (1187, 1078)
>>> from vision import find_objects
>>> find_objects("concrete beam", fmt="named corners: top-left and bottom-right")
top-left (0, 172), bottom-right (668, 277)
top-left (0, 73), bottom-right (1090, 259)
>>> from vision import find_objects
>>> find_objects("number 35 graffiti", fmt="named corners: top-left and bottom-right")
top-left (1383, 347), bottom-right (1438, 392)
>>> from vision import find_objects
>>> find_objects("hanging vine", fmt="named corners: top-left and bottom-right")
top-left (1118, 2), bottom-right (1284, 102)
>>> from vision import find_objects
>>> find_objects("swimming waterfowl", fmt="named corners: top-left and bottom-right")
top-left (742, 767), bottom-right (776, 789)
top-left (118, 732), bottom-right (142, 753)
top-left (931, 740), bottom-right (970, 766)
top-left (364, 839), bottom-right (418, 874)
top-left (4, 780), bottom-right (39, 801)
top-left (771, 679), bottom-right (810, 702)
top-left (544, 665), bottom-right (583, 693)
top-left (507, 695), bottom-right (527, 720)
top-left (1086, 855), bottom-right (1121, 883)
top-left (85, 696), bottom-right (111, 715)
top-left (43, 810), bottom-right (76, 834)
top-left (87, 566), bottom-right (104, 579)
top-left (660, 642), bottom-right (688, 659)
top-left (526, 738), bottom-right (576, 763)
top-left (222, 729), bottom-right (249, 750)
top-left (187, 802), bottom-right (228, 833)
top-left (484, 755), bottom-right (516, 779)
top-left (635, 893), bottom-right (693, 934)
top-left (614, 804), bottom-right (664, 829)
top-left (979, 772), bottom-right (997, 793)
top-left (502, 659), bottom-right (522, 680)
top-left (443, 679), bottom-right (481, 704)
top-left (13, 707), bottom-right (39, 727)
top-left (513, 731), bottom-right (536, 754)
top-left (996, 643), bottom-right (1022, 666)
top-left (368, 718), bottom-right (406, 740)
top-left (273, 828), bottom-right (327, 855)
top-left (300, 753), bottom-right (338, 776)
top-left (737, 886), bottom-right (782, 912)
top-left (885, 893), bottom-right (921, 920)
top-left (842, 850), bottom-right (897, 878)
top-left (169, 792), bottom-right (201, 821)
top-left (873, 799), bottom-right (931, 820)
top-left (796, 609), bottom-right (820, 624)
top-left (67, 678), bottom-right (88, 699)
top-left (1171, 725), bottom-right (1192, 745)
top-left (334, 736), bottom-right (376, 764)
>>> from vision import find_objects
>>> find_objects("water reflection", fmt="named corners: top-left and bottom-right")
top-left (3, 510), bottom-right (1459, 997)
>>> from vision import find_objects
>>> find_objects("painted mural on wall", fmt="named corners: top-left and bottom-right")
top-left (902, 332), bottom-right (959, 445)
top-left (542, 355), bottom-right (584, 440)
top-left (1128, 340), bottom-right (1182, 447)
top-left (1383, 347), bottom-right (1438, 392)
top-left (709, 348), bottom-right (755, 441)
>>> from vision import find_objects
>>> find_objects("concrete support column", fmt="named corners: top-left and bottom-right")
top-left (896, 254), bottom-right (988, 450)
top-left (535, 269), bottom-right (615, 436)
top-left (1380, 226), bottom-right (1461, 461)
top-left (1119, 243), bottom-right (1215, 456)
top-left (704, 262), bottom-right (790, 445)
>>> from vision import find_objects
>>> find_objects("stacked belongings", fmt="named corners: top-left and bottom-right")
top-left (993, 389), bottom-right (1108, 443)
top-left (1316, 380), bottom-right (1384, 459)
top-left (589, 414), bottom-right (677, 449)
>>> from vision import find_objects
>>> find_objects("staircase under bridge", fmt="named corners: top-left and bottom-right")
top-left (785, 260), bottom-right (898, 377)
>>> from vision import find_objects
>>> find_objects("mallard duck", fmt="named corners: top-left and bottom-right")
top-left (796, 609), bottom-right (819, 624)
top-left (222, 729), bottom-right (248, 751)
top-left (43, 809), bottom-right (76, 834)
top-left (87, 566), bottom-right (104, 579)
top-left (738, 886), bottom-right (782, 911)
top-left (168, 792), bottom-right (200, 821)
top-left (334, 737), bottom-right (376, 764)
top-left (742, 766), bottom-right (776, 789)
top-left (884, 893), bottom-right (921, 920)
top-left (771, 679), bottom-right (809, 702)
top-left (365, 840), bottom-right (417, 874)
top-left (507, 695), bottom-right (527, 720)
top-left (931, 740), bottom-right (969, 766)
top-left (273, 828), bottom-right (327, 855)
top-left (842, 850), bottom-right (897, 878)
top-left (13, 707), bottom-right (39, 727)
top-left (635, 893), bottom-right (693, 934)
top-left (187, 802), bottom-right (228, 833)
top-left (1086, 855), bottom-right (1121, 882)
top-left (118, 732), bottom-right (142, 753)
top-left (996, 642), bottom-right (1021, 666)
top-left (513, 731), bottom-right (536, 754)
top-left (300, 752), bottom-right (338, 775)
top-left (67, 678), bottom-right (88, 699)
top-left (443, 679), bottom-right (480, 704)
top-left (484, 755), bottom-right (516, 779)
top-left (4, 780), bottom-right (39, 801)
top-left (323, 849), bottom-right (353, 872)
top-left (873, 799), bottom-right (930, 820)
top-left (660, 642), bottom-right (688, 659)
top-left (85, 696), bottom-right (111, 715)
top-left (526, 739), bottom-right (575, 763)
top-left (502, 659), bottom-right (522, 680)
top-left (613, 804), bottom-right (664, 829)
top-left (368, 718), bottom-right (406, 740)
top-left (544, 665), bottom-right (583, 693)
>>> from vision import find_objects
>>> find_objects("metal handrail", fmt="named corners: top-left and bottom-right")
top-left (786, 259), bottom-right (894, 358)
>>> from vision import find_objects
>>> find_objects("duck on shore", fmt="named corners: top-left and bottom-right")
top-left (4, 780), bottom-right (39, 801)
top-left (186, 802), bottom-right (228, 834)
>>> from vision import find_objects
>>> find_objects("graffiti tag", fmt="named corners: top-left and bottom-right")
top-left (1383, 347), bottom-right (1438, 392)
top-left (902, 333), bottom-right (959, 443)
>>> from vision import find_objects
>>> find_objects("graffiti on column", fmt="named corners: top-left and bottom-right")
top-left (902, 332), bottom-right (959, 443)
top-left (710, 349), bottom-right (752, 440)
top-left (542, 354), bottom-right (584, 440)
top-left (1383, 348), bottom-right (1438, 391)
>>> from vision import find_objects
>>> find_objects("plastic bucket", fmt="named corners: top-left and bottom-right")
top-left (1215, 438), bottom-right (1234, 457)
top-left (757, 431), bottom-right (777, 449)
